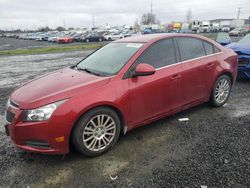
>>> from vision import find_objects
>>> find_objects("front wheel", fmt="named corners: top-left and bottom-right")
top-left (210, 75), bottom-right (231, 107)
top-left (72, 107), bottom-right (121, 157)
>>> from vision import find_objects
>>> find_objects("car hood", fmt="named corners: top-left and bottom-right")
top-left (225, 43), bottom-right (250, 55)
top-left (11, 67), bottom-right (110, 109)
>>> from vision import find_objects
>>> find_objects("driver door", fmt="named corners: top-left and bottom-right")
top-left (127, 38), bottom-right (183, 126)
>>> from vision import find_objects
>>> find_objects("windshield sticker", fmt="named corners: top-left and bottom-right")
top-left (126, 43), bottom-right (143, 48)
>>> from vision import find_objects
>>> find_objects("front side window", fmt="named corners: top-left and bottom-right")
top-left (77, 43), bottom-right (143, 76)
top-left (177, 37), bottom-right (206, 61)
top-left (135, 39), bottom-right (176, 69)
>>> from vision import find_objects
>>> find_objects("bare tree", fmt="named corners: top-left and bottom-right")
top-left (141, 13), bottom-right (156, 25)
top-left (186, 9), bottom-right (192, 23)
top-left (56, 26), bottom-right (66, 31)
top-left (133, 19), bottom-right (140, 32)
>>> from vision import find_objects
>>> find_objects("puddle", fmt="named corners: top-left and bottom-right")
top-left (231, 106), bottom-right (250, 117)
top-left (0, 51), bottom-right (92, 88)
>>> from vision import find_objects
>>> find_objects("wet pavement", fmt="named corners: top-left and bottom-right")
top-left (0, 50), bottom-right (249, 188)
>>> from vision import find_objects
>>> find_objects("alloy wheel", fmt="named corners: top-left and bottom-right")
top-left (214, 78), bottom-right (230, 104)
top-left (82, 114), bottom-right (116, 152)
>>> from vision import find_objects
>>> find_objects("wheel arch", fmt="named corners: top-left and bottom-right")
top-left (217, 71), bottom-right (234, 84)
top-left (69, 103), bottom-right (126, 146)
top-left (209, 70), bottom-right (233, 98)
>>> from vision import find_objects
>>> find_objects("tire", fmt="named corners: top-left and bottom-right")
top-left (86, 39), bottom-right (89, 43)
top-left (72, 107), bottom-right (121, 157)
top-left (99, 38), bottom-right (102, 42)
top-left (210, 75), bottom-right (231, 107)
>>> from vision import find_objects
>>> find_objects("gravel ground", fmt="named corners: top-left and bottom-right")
top-left (0, 50), bottom-right (249, 188)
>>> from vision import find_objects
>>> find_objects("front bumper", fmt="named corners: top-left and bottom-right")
top-left (238, 66), bottom-right (250, 78)
top-left (237, 55), bottom-right (250, 79)
top-left (4, 102), bottom-right (70, 154)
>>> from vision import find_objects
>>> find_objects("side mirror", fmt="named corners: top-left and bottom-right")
top-left (132, 63), bottom-right (155, 77)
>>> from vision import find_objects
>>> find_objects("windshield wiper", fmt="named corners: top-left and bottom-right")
top-left (75, 66), bottom-right (101, 76)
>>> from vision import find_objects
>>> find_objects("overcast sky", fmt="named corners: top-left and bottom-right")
top-left (0, 0), bottom-right (249, 30)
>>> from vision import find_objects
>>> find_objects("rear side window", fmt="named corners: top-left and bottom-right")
top-left (203, 41), bottom-right (214, 55)
top-left (214, 46), bottom-right (221, 53)
top-left (136, 39), bottom-right (176, 68)
top-left (177, 37), bottom-right (206, 61)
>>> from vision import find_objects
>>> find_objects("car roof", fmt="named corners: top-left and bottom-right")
top-left (114, 33), bottom-right (214, 44)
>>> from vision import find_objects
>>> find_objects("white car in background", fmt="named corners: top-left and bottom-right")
top-left (104, 33), bottom-right (124, 41)
top-left (229, 28), bottom-right (246, 36)
top-left (35, 35), bottom-right (44, 41)
top-left (48, 36), bottom-right (60, 43)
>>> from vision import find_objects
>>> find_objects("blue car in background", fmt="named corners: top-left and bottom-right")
top-left (226, 34), bottom-right (250, 79)
top-left (216, 32), bottom-right (232, 46)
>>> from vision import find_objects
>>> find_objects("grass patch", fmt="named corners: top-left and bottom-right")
top-left (0, 43), bottom-right (105, 56)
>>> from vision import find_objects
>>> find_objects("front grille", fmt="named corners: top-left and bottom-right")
top-left (10, 100), bottom-right (19, 108)
top-left (5, 111), bottom-right (15, 123)
top-left (238, 58), bottom-right (250, 67)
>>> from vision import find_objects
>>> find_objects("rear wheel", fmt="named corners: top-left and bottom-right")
top-left (72, 107), bottom-right (121, 157)
top-left (210, 75), bottom-right (231, 107)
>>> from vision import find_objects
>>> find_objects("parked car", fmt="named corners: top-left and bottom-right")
top-left (48, 35), bottom-right (59, 43)
top-left (4, 34), bottom-right (237, 156)
top-left (81, 33), bottom-right (105, 42)
top-left (216, 32), bottom-right (232, 46)
top-left (73, 33), bottom-right (85, 42)
top-left (229, 28), bottom-right (246, 36)
top-left (226, 34), bottom-right (250, 78)
top-left (35, 35), bottom-right (44, 41)
top-left (104, 33), bottom-right (124, 41)
top-left (42, 34), bottom-right (50, 41)
top-left (221, 26), bottom-right (230, 32)
top-left (179, 29), bottom-right (193, 33)
top-left (57, 36), bottom-right (74, 44)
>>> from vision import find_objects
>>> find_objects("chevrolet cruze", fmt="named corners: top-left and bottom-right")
top-left (4, 34), bottom-right (237, 157)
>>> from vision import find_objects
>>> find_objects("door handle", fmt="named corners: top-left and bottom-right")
top-left (206, 62), bottom-right (214, 68)
top-left (171, 74), bottom-right (181, 80)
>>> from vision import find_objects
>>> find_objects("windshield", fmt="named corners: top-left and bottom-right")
top-left (216, 32), bottom-right (231, 43)
top-left (237, 34), bottom-right (250, 45)
top-left (77, 43), bottom-right (143, 76)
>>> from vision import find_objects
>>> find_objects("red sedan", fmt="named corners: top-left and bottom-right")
top-left (57, 36), bottom-right (74, 44)
top-left (4, 34), bottom-right (237, 156)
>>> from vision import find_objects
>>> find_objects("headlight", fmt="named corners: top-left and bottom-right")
top-left (23, 100), bottom-right (67, 122)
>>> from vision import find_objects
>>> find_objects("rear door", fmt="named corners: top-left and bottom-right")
top-left (127, 38), bottom-right (183, 126)
top-left (176, 37), bottom-right (216, 106)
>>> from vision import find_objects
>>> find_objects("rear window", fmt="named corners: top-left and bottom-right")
top-left (177, 37), bottom-right (206, 61)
